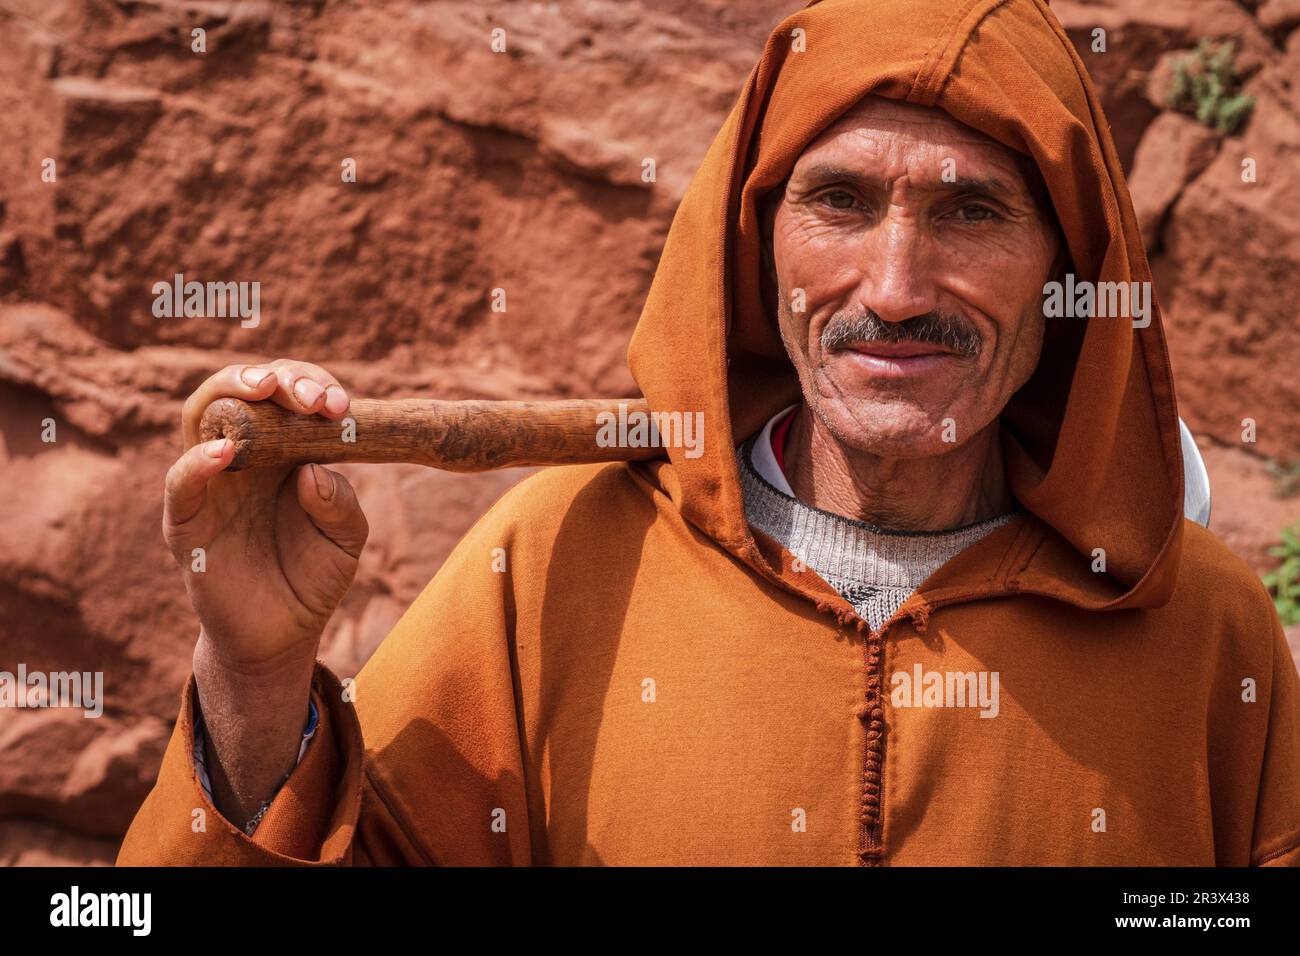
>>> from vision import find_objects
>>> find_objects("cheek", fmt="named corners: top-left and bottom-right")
top-left (965, 289), bottom-right (1046, 414)
top-left (772, 274), bottom-right (816, 379)
top-left (951, 244), bottom-right (1053, 367)
top-left (773, 226), bottom-right (834, 355)
top-left (776, 215), bottom-right (861, 296)
top-left (777, 300), bottom-right (811, 360)
top-left (1007, 309), bottom-right (1047, 388)
top-left (948, 220), bottom-right (1056, 298)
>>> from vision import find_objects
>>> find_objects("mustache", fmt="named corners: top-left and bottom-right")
top-left (820, 309), bottom-right (982, 357)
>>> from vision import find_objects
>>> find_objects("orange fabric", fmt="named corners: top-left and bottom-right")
top-left (118, 0), bottom-right (1300, 866)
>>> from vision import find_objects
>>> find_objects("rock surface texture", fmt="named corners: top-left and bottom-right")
top-left (0, 0), bottom-right (1296, 864)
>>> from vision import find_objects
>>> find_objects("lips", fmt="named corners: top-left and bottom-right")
top-left (842, 340), bottom-right (954, 359)
top-left (838, 340), bottom-right (959, 378)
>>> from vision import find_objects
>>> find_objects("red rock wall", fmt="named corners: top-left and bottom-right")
top-left (0, 0), bottom-right (1296, 864)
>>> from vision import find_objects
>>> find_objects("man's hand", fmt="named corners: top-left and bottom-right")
top-left (166, 358), bottom-right (368, 663)
top-left (164, 358), bottom-right (369, 825)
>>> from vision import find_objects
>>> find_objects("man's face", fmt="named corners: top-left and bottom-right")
top-left (764, 97), bottom-right (1061, 458)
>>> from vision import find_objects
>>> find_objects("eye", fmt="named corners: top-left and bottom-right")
top-left (817, 189), bottom-right (861, 211)
top-left (950, 202), bottom-right (1001, 223)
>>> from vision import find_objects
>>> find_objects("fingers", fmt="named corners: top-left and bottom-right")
top-left (261, 359), bottom-right (350, 422)
top-left (294, 464), bottom-right (369, 559)
top-left (181, 365), bottom-right (278, 449)
top-left (163, 438), bottom-right (234, 550)
top-left (181, 359), bottom-right (351, 450)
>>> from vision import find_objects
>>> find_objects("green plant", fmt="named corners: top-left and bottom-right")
top-left (1263, 523), bottom-right (1300, 627)
top-left (1166, 39), bottom-right (1255, 135)
top-left (1267, 459), bottom-right (1300, 499)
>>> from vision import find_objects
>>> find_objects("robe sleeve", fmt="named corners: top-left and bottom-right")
top-left (1250, 613), bottom-right (1300, 867)
top-left (116, 663), bottom-right (379, 865)
top-left (116, 481), bottom-right (536, 867)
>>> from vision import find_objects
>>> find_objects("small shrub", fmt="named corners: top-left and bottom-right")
top-left (1267, 459), bottom-right (1300, 499)
top-left (1166, 39), bottom-right (1255, 135)
top-left (1263, 523), bottom-right (1300, 627)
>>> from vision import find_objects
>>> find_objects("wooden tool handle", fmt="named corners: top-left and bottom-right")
top-left (198, 396), bottom-right (670, 472)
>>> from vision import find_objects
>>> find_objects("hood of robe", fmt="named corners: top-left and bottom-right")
top-left (626, 0), bottom-right (1185, 613)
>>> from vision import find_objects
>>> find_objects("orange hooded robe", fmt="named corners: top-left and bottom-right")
top-left (119, 0), bottom-right (1300, 866)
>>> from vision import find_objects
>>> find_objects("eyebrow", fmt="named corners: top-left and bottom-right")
top-left (792, 162), bottom-right (1023, 204)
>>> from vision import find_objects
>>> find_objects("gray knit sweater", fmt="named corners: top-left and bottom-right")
top-left (736, 429), bottom-right (1017, 630)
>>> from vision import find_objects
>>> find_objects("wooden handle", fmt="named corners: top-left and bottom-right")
top-left (198, 397), bottom-right (672, 472)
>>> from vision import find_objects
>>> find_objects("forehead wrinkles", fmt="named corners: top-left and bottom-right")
top-left (790, 96), bottom-right (1037, 198)
top-left (835, 96), bottom-right (997, 144)
top-left (800, 123), bottom-right (1027, 192)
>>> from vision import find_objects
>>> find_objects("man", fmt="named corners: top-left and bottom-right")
top-left (119, 0), bottom-right (1300, 866)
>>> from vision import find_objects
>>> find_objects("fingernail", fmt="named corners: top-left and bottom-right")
top-left (323, 384), bottom-right (349, 415)
top-left (293, 378), bottom-right (325, 407)
top-left (204, 438), bottom-right (230, 458)
top-left (311, 463), bottom-right (335, 501)
top-left (241, 367), bottom-right (274, 387)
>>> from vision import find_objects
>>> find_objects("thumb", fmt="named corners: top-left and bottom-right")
top-left (295, 463), bottom-right (369, 559)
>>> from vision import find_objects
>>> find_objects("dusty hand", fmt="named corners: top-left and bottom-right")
top-left (163, 358), bottom-right (369, 666)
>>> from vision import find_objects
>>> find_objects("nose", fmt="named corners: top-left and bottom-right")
top-left (852, 216), bottom-right (939, 324)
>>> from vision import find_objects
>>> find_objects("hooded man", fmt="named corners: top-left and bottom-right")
top-left (119, 0), bottom-right (1300, 866)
